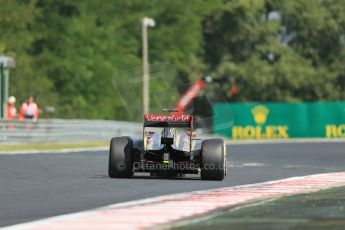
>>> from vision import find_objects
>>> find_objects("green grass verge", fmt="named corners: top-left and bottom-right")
top-left (0, 142), bottom-right (108, 152)
top-left (172, 186), bottom-right (345, 230)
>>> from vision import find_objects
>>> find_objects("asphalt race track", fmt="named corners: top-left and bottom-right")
top-left (0, 142), bottom-right (344, 227)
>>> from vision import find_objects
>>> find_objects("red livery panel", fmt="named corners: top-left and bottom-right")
top-left (144, 114), bottom-right (193, 123)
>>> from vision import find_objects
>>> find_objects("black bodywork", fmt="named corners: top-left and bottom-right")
top-left (131, 117), bottom-right (202, 175)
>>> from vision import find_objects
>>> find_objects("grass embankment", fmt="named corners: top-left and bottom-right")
top-left (173, 186), bottom-right (345, 230)
top-left (0, 142), bottom-right (108, 153)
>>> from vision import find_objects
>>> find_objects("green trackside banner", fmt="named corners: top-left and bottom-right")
top-left (212, 102), bottom-right (345, 139)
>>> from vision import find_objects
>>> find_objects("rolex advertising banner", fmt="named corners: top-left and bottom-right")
top-left (213, 102), bottom-right (345, 139)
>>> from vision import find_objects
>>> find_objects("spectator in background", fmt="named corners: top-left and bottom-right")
top-left (6, 96), bottom-right (17, 120)
top-left (19, 96), bottom-right (40, 121)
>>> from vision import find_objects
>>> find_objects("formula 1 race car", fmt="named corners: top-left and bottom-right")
top-left (108, 109), bottom-right (227, 180)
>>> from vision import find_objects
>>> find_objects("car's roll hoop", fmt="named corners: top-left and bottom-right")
top-left (162, 108), bottom-right (179, 114)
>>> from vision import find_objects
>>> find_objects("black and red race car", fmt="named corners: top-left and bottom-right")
top-left (108, 109), bottom-right (227, 180)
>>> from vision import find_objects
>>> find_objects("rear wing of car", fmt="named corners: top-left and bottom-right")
top-left (143, 114), bottom-right (193, 128)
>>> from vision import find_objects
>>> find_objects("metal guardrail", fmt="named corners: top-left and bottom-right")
top-left (0, 119), bottom-right (142, 144)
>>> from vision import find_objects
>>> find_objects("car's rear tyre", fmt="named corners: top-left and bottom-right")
top-left (108, 136), bottom-right (134, 178)
top-left (200, 139), bottom-right (226, 181)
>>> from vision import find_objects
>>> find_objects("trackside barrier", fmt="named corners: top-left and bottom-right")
top-left (213, 101), bottom-right (345, 140)
top-left (0, 119), bottom-right (142, 144)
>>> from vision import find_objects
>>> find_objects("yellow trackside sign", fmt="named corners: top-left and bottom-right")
top-left (213, 102), bottom-right (345, 139)
top-left (231, 105), bottom-right (289, 139)
top-left (325, 125), bottom-right (345, 138)
top-left (231, 126), bottom-right (289, 139)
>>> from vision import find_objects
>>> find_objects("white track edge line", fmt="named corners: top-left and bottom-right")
top-left (0, 147), bottom-right (107, 155)
top-left (1, 138), bottom-right (343, 155)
